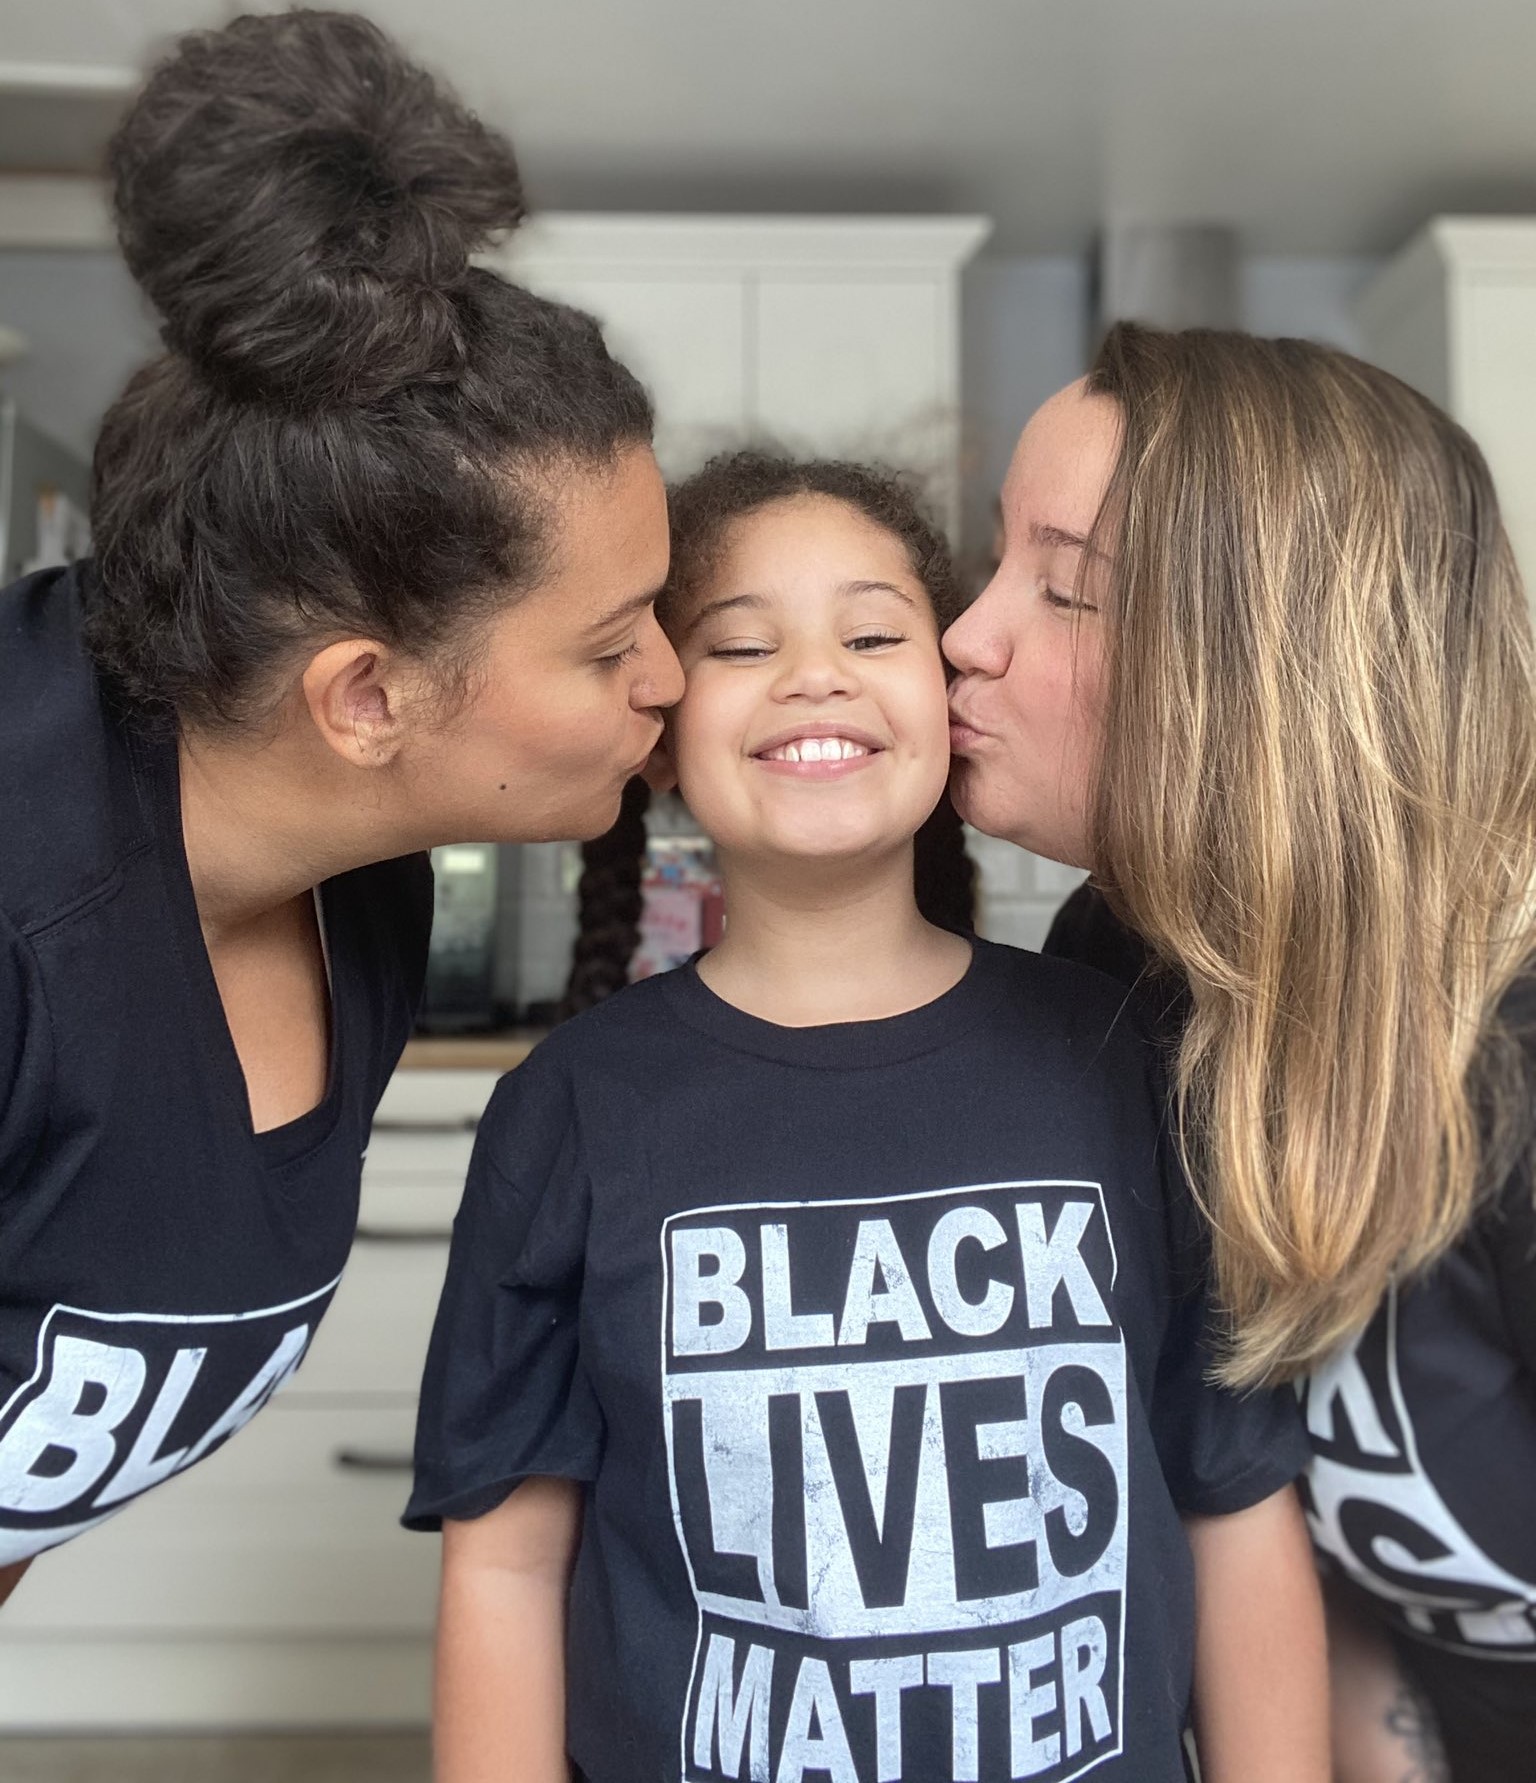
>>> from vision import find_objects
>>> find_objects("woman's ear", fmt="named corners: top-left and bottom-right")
top-left (641, 727), bottom-right (679, 795)
top-left (300, 639), bottom-right (414, 768)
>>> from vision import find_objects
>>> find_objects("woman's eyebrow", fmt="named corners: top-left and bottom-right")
top-left (1029, 521), bottom-right (1093, 553)
top-left (585, 584), bottom-right (666, 636)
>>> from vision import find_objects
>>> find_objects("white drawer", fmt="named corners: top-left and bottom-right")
top-left (374, 1069), bottom-right (500, 1128)
top-left (365, 1126), bottom-right (478, 1187)
top-left (291, 1230), bottom-right (450, 1401)
top-left (1, 1404), bottom-right (437, 1635)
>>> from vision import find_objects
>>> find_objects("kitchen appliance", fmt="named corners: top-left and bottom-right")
top-left (418, 842), bottom-right (501, 1031)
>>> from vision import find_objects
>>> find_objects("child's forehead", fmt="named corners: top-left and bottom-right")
top-left (691, 495), bottom-right (921, 605)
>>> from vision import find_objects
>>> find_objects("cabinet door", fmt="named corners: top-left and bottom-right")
top-left (752, 275), bottom-right (958, 518)
top-left (492, 255), bottom-right (749, 475)
top-left (1457, 276), bottom-right (1536, 597)
top-left (0, 1403), bottom-right (431, 1635)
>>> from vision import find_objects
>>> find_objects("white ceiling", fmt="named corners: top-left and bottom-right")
top-left (4, 0), bottom-right (1536, 254)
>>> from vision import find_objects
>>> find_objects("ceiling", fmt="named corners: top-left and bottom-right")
top-left (4, 0), bottom-right (1536, 254)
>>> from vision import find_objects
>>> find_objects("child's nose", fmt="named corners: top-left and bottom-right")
top-left (774, 640), bottom-right (859, 701)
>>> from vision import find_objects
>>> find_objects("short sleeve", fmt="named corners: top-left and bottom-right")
top-left (404, 1043), bottom-right (601, 1529)
top-left (1152, 1136), bottom-right (1311, 1516)
top-left (0, 907), bottom-right (50, 1202)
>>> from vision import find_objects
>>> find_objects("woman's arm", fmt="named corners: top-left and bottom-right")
top-left (1186, 1484), bottom-right (1329, 1783)
top-left (434, 1476), bottom-right (582, 1783)
top-left (1325, 1578), bottom-right (1448, 1783)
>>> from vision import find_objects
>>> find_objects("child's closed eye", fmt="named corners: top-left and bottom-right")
top-left (847, 630), bottom-right (907, 651)
top-left (709, 641), bottom-right (775, 661)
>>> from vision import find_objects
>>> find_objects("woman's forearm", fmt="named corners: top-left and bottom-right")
top-left (1187, 1485), bottom-right (1330, 1783)
top-left (434, 1478), bottom-right (581, 1783)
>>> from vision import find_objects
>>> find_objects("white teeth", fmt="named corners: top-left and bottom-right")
top-left (762, 736), bottom-right (874, 763)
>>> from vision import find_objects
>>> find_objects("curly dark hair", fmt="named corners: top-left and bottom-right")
top-left (87, 10), bottom-right (653, 725)
top-left (562, 451), bottom-right (976, 1017)
top-left (661, 450), bottom-right (965, 633)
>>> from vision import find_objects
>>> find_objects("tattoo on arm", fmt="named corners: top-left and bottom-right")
top-left (1383, 1676), bottom-right (1450, 1783)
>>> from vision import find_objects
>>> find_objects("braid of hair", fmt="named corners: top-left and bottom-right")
top-left (914, 791), bottom-right (977, 934)
top-left (560, 777), bottom-right (651, 1019)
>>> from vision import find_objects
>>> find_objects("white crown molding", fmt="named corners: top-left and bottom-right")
top-left (0, 186), bottom-right (994, 270)
top-left (0, 62), bottom-right (137, 95)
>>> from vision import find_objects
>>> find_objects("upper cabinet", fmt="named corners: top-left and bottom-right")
top-left (1359, 219), bottom-right (1536, 607)
top-left (487, 215), bottom-right (990, 530)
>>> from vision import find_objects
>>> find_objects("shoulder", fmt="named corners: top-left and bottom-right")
top-left (477, 974), bottom-right (677, 1132)
top-left (970, 935), bottom-right (1155, 1056)
top-left (1043, 884), bottom-right (1188, 1046)
top-left (0, 563), bottom-right (149, 933)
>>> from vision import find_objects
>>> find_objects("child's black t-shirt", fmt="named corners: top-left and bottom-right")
top-left (408, 939), bottom-right (1307, 1783)
top-left (0, 564), bottom-right (431, 1562)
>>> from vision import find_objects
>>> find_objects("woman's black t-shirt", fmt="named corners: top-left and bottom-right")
top-left (407, 938), bottom-right (1308, 1783)
top-left (0, 564), bottom-right (431, 1562)
top-left (1045, 885), bottom-right (1536, 1746)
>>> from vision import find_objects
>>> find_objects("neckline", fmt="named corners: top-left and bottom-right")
top-left (657, 936), bottom-right (1009, 1068)
top-left (130, 719), bottom-right (347, 1168)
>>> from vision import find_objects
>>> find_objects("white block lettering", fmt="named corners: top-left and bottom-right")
top-left (673, 1228), bottom-right (753, 1356)
top-left (0, 1337), bottom-right (146, 1513)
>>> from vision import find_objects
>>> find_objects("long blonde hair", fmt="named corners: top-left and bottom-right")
top-left (1085, 322), bottom-right (1536, 1387)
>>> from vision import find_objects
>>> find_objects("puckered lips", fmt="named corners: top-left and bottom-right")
top-left (748, 721), bottom-right (887, 780)
top-left (947, 690), bottom-right (988, 754)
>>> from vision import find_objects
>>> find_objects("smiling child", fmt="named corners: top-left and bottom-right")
top-left (406, 453), bottom-right (1328, 1783)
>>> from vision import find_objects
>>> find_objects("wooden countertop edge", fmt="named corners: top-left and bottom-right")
top-left (398, 1031), bottom-right (548, 1071)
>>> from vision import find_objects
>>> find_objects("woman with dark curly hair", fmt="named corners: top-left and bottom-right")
top-left (0, 9), bottom-right (680, 1599)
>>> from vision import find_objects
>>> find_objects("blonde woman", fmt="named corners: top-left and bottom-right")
top-left (945, 322), bottom-right (1536, 1783)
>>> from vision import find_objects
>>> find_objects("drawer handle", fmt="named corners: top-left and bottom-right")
top-left (333, 1448), bottom-right (415, 1474)
top-left (370, 1118), bottom-right (480, 1134)
top-left (355, 1224), bottom-right (453, 1244)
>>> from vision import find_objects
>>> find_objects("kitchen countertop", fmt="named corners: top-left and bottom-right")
top-left (397, 1031), bottom-right (547, 1072)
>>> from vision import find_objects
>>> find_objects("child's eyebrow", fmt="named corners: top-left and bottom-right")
top-left (684, 591), bottom-right (768, 636)
top-left (839, 579), bottom-right (919, 609)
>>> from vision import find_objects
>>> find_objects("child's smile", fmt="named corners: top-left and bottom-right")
top-left (751, 723), bottom-right (885, 777)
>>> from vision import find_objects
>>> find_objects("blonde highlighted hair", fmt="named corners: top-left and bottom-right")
top-left (1085, 322), bottom-right (1536, 1387)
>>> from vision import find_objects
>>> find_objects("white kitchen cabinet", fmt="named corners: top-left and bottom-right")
top-left (494, 214), bottom-right (990, 530)
top-left (1358, 218), bottom-right (1536, 609)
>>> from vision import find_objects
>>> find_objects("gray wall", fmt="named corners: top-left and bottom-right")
top-left (0, 250), bottom-right (159, 460)
top-left (959, 251), bottom-right (1380, 553)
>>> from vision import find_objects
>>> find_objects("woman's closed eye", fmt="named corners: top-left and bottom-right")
top-left (1042, 587), bottom-right (1099, 615)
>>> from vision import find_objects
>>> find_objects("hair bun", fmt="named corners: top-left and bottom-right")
top-left (109, 9), bottom-right (525, 407)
